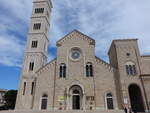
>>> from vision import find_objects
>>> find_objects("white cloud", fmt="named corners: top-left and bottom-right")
top-left (0, 0), bottom-right (32, 22)
top-left (0, 0), bottom-right (31, 67)
top-left (60, 0), bottom-right (150, 59)
top-left (0, 35), bottom-right (25, 67)
top-left (0, 0), bottom-right (150, 67)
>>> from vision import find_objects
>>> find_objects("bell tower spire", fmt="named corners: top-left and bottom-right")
top-left (15, 0), bottom-right (52, 110)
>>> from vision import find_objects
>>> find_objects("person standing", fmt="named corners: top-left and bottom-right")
top-left (124, 107), bottom-right (128, 113)
top-left (128, 107), bottom-right (132, 113)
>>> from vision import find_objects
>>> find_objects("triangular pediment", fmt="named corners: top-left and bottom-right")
top-left (56, 30), bottom-right (95, 47)
top-left (36, 58), bottom-right (56, 74)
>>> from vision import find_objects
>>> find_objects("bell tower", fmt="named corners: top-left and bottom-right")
top-left (15, 0), bottom-right (52, 110)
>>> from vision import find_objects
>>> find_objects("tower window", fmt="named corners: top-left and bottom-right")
top-left (41, 94), bottom-right (48, 110)
top-left (23, 82), bottom-right (26, 95)
top-left (31, 82), bottom-right (34, 95)
top-left (33, 23), bottom-right (41, 30)
top-left (31, 41), bottom-right (38, 48)
top-left (86, 63), bottom-right (93, 77)
top-left (29, 62), bottom-right (34, 71)
top-left (35, 8), bottom-right (44, 14)
top-left (126, 65), bottom-right (130, 75)
top-left (59, 63), bottom-right (66, 78)
top-left (132, 65), bottom-right (136, 75)
top-left (125, 62), bottom-right (137, 75)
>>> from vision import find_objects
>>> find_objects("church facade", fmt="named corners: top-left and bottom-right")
top-left (15, 0), bottom-right (150, 112)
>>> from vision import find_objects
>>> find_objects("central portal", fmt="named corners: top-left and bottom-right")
top-left (73, 95), bottom-right (80, 109)
top-left (69, 85), bottom-right (83, 110)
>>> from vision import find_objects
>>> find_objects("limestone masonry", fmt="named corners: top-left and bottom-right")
top-left (15, 0), bottom-right (150, 112)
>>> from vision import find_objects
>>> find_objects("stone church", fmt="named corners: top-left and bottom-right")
top-left (15, 0), bottom-right (150, 112)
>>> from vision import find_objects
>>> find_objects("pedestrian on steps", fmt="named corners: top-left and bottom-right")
top-left (124, 107), bottom-right (128, 113)
top-left (128, 107), bottom-right (132, 113)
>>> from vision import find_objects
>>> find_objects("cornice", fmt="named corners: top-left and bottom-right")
top-left (56, 30), bottom-right (95, 47)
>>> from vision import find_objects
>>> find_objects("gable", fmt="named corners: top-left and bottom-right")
top-left (56, 30), bottom-right (95, 47)
top-left (95, 56), bottom-right (115, 72)
top-left (36, 58), bottom-right (56, 74)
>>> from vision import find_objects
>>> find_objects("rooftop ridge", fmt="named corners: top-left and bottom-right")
top-left (108, 38), bottom-right (138, 54)
top-left (56, 29), bottom-right (95, 46)
top-left (36, 58), bottom-right (56, 73)
top-left (95, 56), bottom-right (114, 71)
top-left (113, 38), bottom-right (138, 42)
top-left (141, 55), bottom-right (150, 57)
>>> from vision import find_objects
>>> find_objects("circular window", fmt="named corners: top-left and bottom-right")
top-left (70, 48), bottom-right (82, 61)
top-left (72, 51), bottom-right (80, 59)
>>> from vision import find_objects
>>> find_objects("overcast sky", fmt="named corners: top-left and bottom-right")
top-left (0, 0), bottom-right (150, 89)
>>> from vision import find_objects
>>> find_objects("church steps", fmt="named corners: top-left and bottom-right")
top-left (0, 110), bottom-right (125, 113)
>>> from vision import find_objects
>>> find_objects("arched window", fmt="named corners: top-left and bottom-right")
top-left (125, 62), bottom-right (137, 75)
top-left (41, 94), bottom-right (48, 110)
top-left (59, 63), bottom-right (66, 78)
top-left (29, 62), bottom-right (34, 71)
top-left (23, 82), bottom-right (26, 95)
top-left (106, 93), bottom-right (114, 110)
top-left (31, 40), bottom-right (38, 48)
top-left (86, 63), bottom-right (93, 77)
top-left (31, 82), bottom-right (34, 95)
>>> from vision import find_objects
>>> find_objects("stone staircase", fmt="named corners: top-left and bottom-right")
top-left (0, 110), bottom-right (125, 113)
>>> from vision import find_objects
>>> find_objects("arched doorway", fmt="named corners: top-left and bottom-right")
top-left (69, 85), bottom-right (83, 110)
top-left (41, 94), bottom-right (48, 110)
top-left (128, 84), bottom-right (145, 112)
top-left (106, 93), bottom-right (114, 110)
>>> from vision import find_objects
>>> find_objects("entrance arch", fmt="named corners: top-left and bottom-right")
top-left (69, 85), bottom-right (83, 110)
top-left (128, 84), bottom-right (145, 112)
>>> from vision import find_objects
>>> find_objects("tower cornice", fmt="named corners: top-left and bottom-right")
top-left (28, 32), bottom-right (49, 42)
top-left (33, 0), bottom-right (53, 9)
top-left (31, 16), bottom-right (50, 26)
top-left (25, 51), bottom-right (48, 58)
